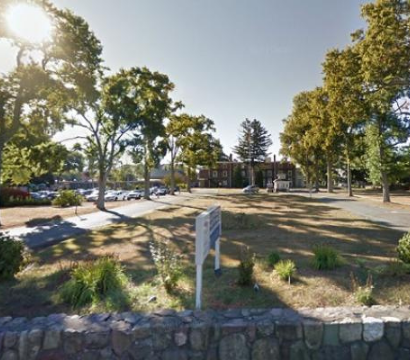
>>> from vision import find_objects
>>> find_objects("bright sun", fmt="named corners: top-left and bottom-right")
top-left (6, 3), bottom-right (53, 43)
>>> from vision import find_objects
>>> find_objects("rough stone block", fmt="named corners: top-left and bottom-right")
top-left (304, 321), bottom-right (323, 350)
top-left (112, 328), bottom-right (132, 355)
top-left (367, 341), bottom-right (394, 360)
top-left (289, 340), bottom-right (310, 360)
top-left (174, 330), bottom-right (188, 347)
top-left (251, 338), bottom-right (280, 360)
top-left (363, 318), bottom-right (384, 342)
top-left (63, 329), bottom-right (84, 354)
top-left (3, 332), bottom-right (17, 349)
top-left (219, 333), bottom-right (249, 360)
top-left (190, 325), bottom-right (209, 351)
top-left (132, 323), bottom-right (151, 340)
top-left (256, 320), bottom-right (274, 337)
top-left (339, 321), bottom-right (362, 343)
top-left (323, 323), bottom-right (340, 346)
top-left (275, 321), bottom-right (303, 341)
top-left (384, 321), bottom-right (401, 349)
top-left (84, 331), bottom-right (110, 349)
top-left (43, 326), bottom-right (62, 350)
top-left (350, 342), bottom-right (369, 360)
top-left (18, 330), bottom-right (28, 359)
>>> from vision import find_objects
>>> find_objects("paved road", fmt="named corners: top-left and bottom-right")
top-left (291, 190), bottom-right (410, 233)
top-left (5, 194), bottom-right (196, 249)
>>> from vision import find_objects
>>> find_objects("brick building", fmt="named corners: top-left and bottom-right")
top-left (198, 156), bottom-right (301, 188)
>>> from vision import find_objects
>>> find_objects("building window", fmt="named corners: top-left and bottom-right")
top-left (267, 170), bottom-right (272, 177)
top-left (212, 170), bottom-right (218, 178)
top-left (222, 170), bottom-right (228, 178)
top-left (222, 180), bottom-right (228, 186)
top-left (288, 170), bottom-right (293, 179)
top-left (241, 170), bottom-right (246, 177)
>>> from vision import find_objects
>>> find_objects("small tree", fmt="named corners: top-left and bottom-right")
top-left (233, 165), bottom-right (244, 188)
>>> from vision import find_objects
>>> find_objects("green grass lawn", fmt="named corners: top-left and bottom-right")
top-left (0, 191), bottom-right (408, 317)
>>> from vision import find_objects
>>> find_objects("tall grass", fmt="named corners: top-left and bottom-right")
top-left (311, 244), bottom-right (341, 270)
top-left (60, 255), bottom-right (128, 308)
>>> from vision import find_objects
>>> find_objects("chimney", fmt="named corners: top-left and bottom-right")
top-left (273, 154), bottom-right (277, 179)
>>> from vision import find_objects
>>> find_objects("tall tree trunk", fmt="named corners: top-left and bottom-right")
top-left (326, 157), bottom-right (333, 193)
top-left (97, 170), bottom-right (107, 210)
top-left (170, 157), bottom-right (175, 196)
top-left (314, 157), bottom-right (319, 192)
top-left (379, 145), bottom-right (390, 203)
top-left (344, 137), bottom-right (353, 197)
top-left (187, 167), bottom-right (191, 193)
top-left (251, 164), bottom-right (255, 186)
top-left (144, 154), bottom-right (151, 200)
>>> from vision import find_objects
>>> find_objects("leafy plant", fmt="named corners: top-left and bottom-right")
top-left (312, 244), bottom-right (341, 270)
top-left (237, 246), bottom-right (255, 286)
top-left (266, 251), bottom-right (281, 267)
top-left (351, 272), bottom-right (375, 306)
top-left (52, 190), bottom-right (83, 207)
top-left (275, 259), bottom-right (296, 284)
top-left (0, 234), bottom-right (29, 281)
top-left (60, 255), bottom-right (128, 308)
top-left (149, 238), bottom-right (182, 293)
top-left (397, 232), bottom-right (410, 264)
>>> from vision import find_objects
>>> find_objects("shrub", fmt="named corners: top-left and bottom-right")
top-left (351, 272), bottom-right (375, 306)
top-left (0, 234), bottom-right (28, 281)
top-left (60, 255), bottom-right (127, 308)
top-left (236, 246), bottom-right (255, 286)
top-left (397, 232), bottom-right (410, 264)
top-left (149, 238), bottom-right (182, 293)
top-left (266, 251), bottom-right (281, 267)
top-left (275, 260), bottom-right (296, 284)
top-left (379, 259), bottom-right (410, 277)
top-left (52, 190), bottom-right (83, 207)
top-left (312, 244), bottom-right (341, 270)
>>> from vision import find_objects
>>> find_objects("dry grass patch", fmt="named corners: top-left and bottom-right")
top-left (0, 190), bottom-right (408, 317)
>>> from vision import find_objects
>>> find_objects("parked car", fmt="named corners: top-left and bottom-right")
top-left (242, 185), bottom-right (259, 194)
top-left (86, 191), bottom-right (100, 202)
top-left (155, 187), bottom-right (169, 196)
top-left (127, 190), bottom-right (141, 200)
top-left (104, 190), bottom-right (127, 201)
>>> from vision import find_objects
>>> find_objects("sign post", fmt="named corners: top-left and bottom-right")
top-left (195, 205), bottom-right (221, 310)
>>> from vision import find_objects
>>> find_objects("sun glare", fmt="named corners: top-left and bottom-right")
top-left (6, 3), bottom-right (53, 43)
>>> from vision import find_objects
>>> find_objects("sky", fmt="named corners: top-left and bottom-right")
top-left (0, 0), bottom-right (367, 159)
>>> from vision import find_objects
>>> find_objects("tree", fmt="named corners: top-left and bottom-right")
top-left (169, 114), bottom-right (221, 192)
top-left (323, 46), bottom-right (367, 197)
top-left (0, 0), bottom-right (103, 224)
top-left (107, 67), bottom-right (177, 200)
top-left (233, 119), bottom-right (272, 185)
top-left (353, 0), bottom-right (410, 202)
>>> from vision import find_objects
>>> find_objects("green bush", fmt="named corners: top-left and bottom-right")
top-left (0, 234), bottom-right (28, 281)
top-left (52, 190), bottom-right (83, 207)
top-left (397, 232), bottom-right (410, 264)
top-left (275, 260), bottom-right (296, 284)
top-left (237, 246), bottom-right (255, 286)
top-left (149, 238), bottom-right (182, 293)
top-left (351, 272), bottom-right (375, 306)
top-left (312, 244), bottom-right (341, 270)
top-left (60, 255), bottom-right (128, 308)
top-left (266, 251), bottom-right (281, 267)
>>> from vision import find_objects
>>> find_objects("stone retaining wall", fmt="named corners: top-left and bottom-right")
top-left (1, 306), bottom-right (410, 359)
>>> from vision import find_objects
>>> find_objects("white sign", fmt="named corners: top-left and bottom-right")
top-left (195, 205), bottom-right (221, 309)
